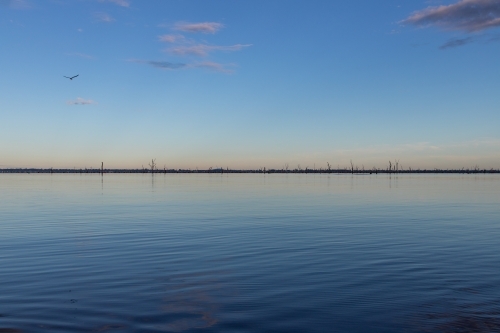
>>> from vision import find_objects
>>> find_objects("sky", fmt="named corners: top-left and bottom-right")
top-left (1, 0), bottom-right (500, 170)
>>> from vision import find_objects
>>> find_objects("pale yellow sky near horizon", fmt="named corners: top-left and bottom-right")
top-left (2, 138), bottom-right (500, 170)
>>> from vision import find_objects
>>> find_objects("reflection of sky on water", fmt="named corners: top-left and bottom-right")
top-left (414, 300), bottom-right (500, 333)
top-left (160, 293), bottom-right (218, 332)
top-left (0, 174), bottom-right (499, 332)
top-left (158, 272), bottom-right (223, 332)
top-left (93, 324), bottom-right (127, 332)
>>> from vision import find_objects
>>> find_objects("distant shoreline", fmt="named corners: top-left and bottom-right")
top-left (1, 168), bottom-right (499, 174)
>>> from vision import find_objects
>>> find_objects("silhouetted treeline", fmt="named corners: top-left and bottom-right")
top-left (1, 168), bottom-right (499, 174)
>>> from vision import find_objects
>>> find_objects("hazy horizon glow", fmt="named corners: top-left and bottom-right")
top-left (1, 0), bottom-right (500, 169)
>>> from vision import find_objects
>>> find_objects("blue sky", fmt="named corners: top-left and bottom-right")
top-left (1, 0), bottom-right (499, 169)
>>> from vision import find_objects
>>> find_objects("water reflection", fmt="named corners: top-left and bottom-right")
top-left (409, 281), bottom-right (500, 332)
top-left (93, 324), bottom-right (127, 332)
top-left (0, 174), bottom-right (499, 333)
top-left (416, 308), bottom-right (500, 333)
top-left (157, 272), bottom-right (222, 332)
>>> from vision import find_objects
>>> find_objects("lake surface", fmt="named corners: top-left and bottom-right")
top-left (1, 174), bottom-right (499, 333)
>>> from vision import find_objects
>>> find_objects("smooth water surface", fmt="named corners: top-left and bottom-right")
top-left (1, 174), bottom-right (499, 332)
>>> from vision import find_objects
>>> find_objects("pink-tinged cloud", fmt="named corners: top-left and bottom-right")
top-left (99, 0), bottom-right (130, 7)
top-left (174, 22), bottom-right (224, 34)
top-left (168, 44), bottom-right (252, 57)
top-left (402, 0), bottom-right (500, 32)
top-left (158, 34), bottom-right (185, 43)
top-left (67, 98), bottom-right (96, 105)
top-left (191, 61), bottom-right (234, 73)
top-left (94, 12), bottom-right (114, 23)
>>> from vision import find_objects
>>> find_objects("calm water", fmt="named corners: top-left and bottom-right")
top-left (1, 174), bottom-right (499, 333)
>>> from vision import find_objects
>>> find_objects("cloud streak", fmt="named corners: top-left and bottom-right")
top-left (334, 139), bottom-right (500, 158)
top-left (158, 34), bottom-right (185, 43)
top-left (66, 52), bottom-right (95, 60)
top-left (167, 44), bottom-right (252, 57)
top-left (143, 21), bottom-right (248, 73)
top-left (67, 98), bottom-right (96, 105)
top-left (174, 22), bottom-right (224, 34)
top-left (402, 0), bottom-right (500, 32)
top-left (129, 59), bottom-right (187, 70)
top-left (99, 0), bottom-right (130, 7)
top-left (130, 59), bottom-right (232, 73)
top-left (191, 61), bottom-right (234, 73)
top-left (440, 36), bottom-right (475, 49)
top-left (0, 0), bottom-right (30, 9)
top-left (94, 12), bottom-right (114, 23)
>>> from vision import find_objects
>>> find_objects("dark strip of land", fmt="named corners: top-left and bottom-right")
top-left (1, 168), bottom-right (499, 174)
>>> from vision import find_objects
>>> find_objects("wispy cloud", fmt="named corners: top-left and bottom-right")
top-left (98, 0), bottom-right (130, 7)
top-left (402, 0), bottom-right (500, 32)
top-left (0, 0), bottom-right (31, 9)
top-left (94, 12), bottom-right (114, 23)
top-left (167, 43), bottom-right (252, 57)
top-left (129, 59), bottom-right (187, 70)
top-left (487, 33), bottom-right (500, 42)
top-left (174, 22), bottom-right (224, 34)
top-left (158, 34), bottom-right (186, 43)
top-left (144, 21), bottom-right (248, 73)
top-left (335, 142), bottom-right (442, 156)
top-left (66, 52), bottom-right (95, 60)
top-left (335, 139), bottom-right (500, 157)
top-left (67, 98), bottom-right (96, 105)
top-left (191, 61), bottom-right (234, 73)
top-left (323, 139), bottom-right (500, 169)
top-left (440, 36), bottom-right (475, 49)
top-left (130, 59), bottom-right (232, 73)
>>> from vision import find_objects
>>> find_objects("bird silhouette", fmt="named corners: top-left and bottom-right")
top-left (64, 75), bottom-right (79, 80)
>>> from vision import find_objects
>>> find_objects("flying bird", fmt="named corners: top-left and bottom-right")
top-left (64, 75), bottom-right (79, 80)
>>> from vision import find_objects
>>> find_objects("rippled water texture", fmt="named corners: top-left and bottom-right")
top-left (1, 174), bottom-right (499, 332)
